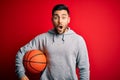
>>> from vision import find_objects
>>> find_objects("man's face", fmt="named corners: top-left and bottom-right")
top-left (52, 10), bottom-right (70, 34)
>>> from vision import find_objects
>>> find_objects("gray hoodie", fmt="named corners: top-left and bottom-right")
top-left (15, 28), bottom-right (90, 80)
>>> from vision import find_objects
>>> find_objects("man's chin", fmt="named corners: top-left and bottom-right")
top-left (54, 27), bottom-right (67, 34)
top-left (57, 30), bottom-right (64, 34)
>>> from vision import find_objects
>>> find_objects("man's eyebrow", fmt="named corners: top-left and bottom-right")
top-left (62, 14), bottom-right (67, 16)
top-left (53, 14), bottom-right (58, 16)
top-left (53, 14), bottom-right (67, 16)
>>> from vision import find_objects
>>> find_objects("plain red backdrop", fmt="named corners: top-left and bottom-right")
top-left (0, 0), bottom-right (120, 80)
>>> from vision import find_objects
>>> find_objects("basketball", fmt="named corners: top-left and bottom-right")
top-left (23, 50), bottom-right (47, 74)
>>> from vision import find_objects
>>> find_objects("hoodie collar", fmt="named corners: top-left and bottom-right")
top-left (48, 27), bottom-right (75, 43)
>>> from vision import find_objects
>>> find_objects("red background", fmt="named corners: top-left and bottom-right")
top-left (0, 0), bottom-right (120, 80)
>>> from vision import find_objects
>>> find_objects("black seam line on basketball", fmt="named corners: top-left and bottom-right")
top-left (24, 52), bottom-right (43, 61)
top-left (26, 51), bottom-right (43, 61)
top-left (26, 50), bottom-right (33, 62)
top-left (29, 53), bottom-right (44, 61)
top-left (28, 59), bottom-right (40, 72)
top-left (29, 61), bottom-right (43, 73)
top-left (29, 63), bottom-right (41, 73)
top-left (28, 53), bottom-right (45, 72)
top-left (26, 50), bottom-right (33, 71)
top-left (24, 51), bottom-right (42, 73)
top-left (25, 50), bottom-right (43, 61)
top-left (23, 60), bottom-right (46, 64)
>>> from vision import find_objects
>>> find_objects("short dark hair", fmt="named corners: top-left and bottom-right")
top-left (52, 4), bottom-right (69, 15)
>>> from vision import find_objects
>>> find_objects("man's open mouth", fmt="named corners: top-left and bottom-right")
top-left (57, 25), bottom-right (63, 29)
top-left (59, 26), bottom-right (63, 29)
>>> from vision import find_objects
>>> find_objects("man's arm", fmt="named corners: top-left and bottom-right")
top-left (15, 35), bottom-right (44, 79)
top-left (76, 36), bottom-right (90, 80)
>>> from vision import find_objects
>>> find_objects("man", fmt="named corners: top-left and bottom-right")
top-left (15, 4), bottom-right (90, 80)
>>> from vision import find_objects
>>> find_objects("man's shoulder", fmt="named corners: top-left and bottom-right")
top-left (35, 31), bottom-right (51, 39)
top-left (73, 33), bottom-right (86, 43)
top-left (73, 32), bottom-right (83, 39)
top-left (38, 32), bottom-right (48, 36)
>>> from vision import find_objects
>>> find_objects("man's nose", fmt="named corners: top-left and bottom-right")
top-left (58, 18), bottom-right (62, 24)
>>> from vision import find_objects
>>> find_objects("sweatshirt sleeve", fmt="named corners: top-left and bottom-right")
top-left (15, 35), bottom-right (44, 78)
top-left (76, 36), bottom-right (90, 80)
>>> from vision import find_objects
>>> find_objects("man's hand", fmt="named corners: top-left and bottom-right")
top-left (19, 75), bottom-right (29, 80)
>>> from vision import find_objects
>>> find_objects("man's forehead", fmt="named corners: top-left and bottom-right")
top-left (53, 10), bottom-right (68, 15)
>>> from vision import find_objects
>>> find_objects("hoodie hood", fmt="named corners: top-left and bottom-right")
top-left (48, 27), bottom-right (75, 43)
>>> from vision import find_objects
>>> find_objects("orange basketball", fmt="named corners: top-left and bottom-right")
top-left (23, 50), bottom-right (47, 74)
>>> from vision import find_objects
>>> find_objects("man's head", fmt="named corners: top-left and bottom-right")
top-left (52, 4), bottom-right (70, 34)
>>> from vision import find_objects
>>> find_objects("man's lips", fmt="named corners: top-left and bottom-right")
top-left (57, 26), bottom-right (63, 31)
top-left (57, 25), bottom-right (63, 29)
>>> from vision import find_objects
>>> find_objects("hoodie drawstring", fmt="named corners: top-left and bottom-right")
top-left (53, 34), bottom-right (65, 43)
top-left (62, 34), bottom-right (65, 41)
top-left (53, 34), bottom-right (55, 43)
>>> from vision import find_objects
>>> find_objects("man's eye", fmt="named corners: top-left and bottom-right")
top-left (62, 17), bottom-right (66, 19)
top-left (53, 16), bottom-right (58, 19)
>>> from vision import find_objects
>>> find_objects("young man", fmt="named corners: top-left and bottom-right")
top-left (15, 4), bottom-right (90, 80)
